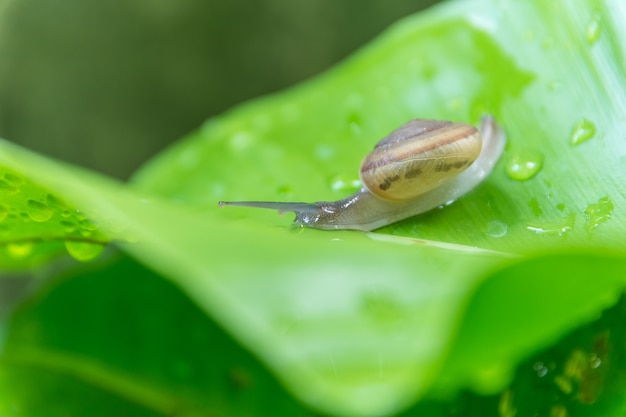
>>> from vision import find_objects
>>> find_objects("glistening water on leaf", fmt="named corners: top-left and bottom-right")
top-left (0, 168), bottom-right (110, 269)
top-left (0, 0), bottom-right (625, 416)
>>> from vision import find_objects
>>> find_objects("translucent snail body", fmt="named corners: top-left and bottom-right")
top-left (219, 116), bottom-right (505, 231)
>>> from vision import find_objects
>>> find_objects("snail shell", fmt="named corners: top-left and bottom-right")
top-left (219, 116), bottom-right (505, 231)
top-left (360, 119), bottom-right (481, 201)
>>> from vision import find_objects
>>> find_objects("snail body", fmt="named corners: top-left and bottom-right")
top-left (219, 116), bottom-right (505, 231)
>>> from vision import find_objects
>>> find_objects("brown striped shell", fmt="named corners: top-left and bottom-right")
top-left (359, 119), bottom-right (482, 201)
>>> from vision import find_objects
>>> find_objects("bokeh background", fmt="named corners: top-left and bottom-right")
top-left (0, 0), bottom-right (440, 179)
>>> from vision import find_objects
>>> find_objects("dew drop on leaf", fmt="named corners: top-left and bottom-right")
top-left (79, 219), bottom-right (99, 232)
top-left (532, 361), bottom-right (548, 377)
top-left (506, 149), bottom-right (543, 181)
top-left (486, 220), bottom-right (508, 238)
top-left (60, 220), bottom-right (77, 233)
top-left (3, 173), bottom-right (24, 186)
top-left (45, 193), bottom-right (65, 209)
top-left (527, 214), bottom-right (576, 237)
top-left (7, 241), bottom-right (34, 259)
top-left (583, 196), bottom-right (614, 233)
top-left (0, 179), bottom-right (18, 194)
top-left (570, 118), bottom-right (596, 146)
top-left (74, 210), bottom-right (86, 222)
top-left (586, 14), bottom-right (602, 45)
top-left (26, 200), bottom-right (54, 222)
top-left (65, 240), bottom-right (105, 262)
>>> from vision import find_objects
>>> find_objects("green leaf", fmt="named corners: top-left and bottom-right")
top-left (1, 0), bottom-right (625, 416)
top-left (1, 255), bottom-right (314, 417)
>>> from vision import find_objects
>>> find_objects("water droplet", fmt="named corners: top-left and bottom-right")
top-left (556, 203), bottom-right (566, 211)
top-left (528, 198), bottom-right (543, 217)
top-left (7, 241), bottom-right (34, 259)
top-left (586, 14), bottom-right (602, 44)
top-left (486, 220), bottom-right (508, 238)
top-left (570, 118), bottom-right (596, 146)
top-left (0, 179), bottom-right (18, 194)
top-left (79, 219), bottom-right (98, 232)
top-left (46, 193), bottom-right (64, 208)
top-left (3, 173), bottom-right (24, 186)
top-left (533, 361), bottom-right (548, 377)
top-left (506, 149), bottom-right (543, 181)
top-left (26, 200), bottom-right (53, 222)
top-left (583, 196), bottom-right (613, 233)
top-left (0, 205), bottom-right (7, 222)
top-left (74, 210), bottom-right (86, 221)
top-left (527, 214), bottom-right (576, 237)
top-left (329, 174), bottom-right (361, 193)
top-left (65, 240), bottom-right (104, 262)
top-left (589, 353), bottom-right (601, 369)
top-left (60, 220), bottom-right (77, 233)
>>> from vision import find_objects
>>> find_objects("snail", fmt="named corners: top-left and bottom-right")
top-left (219, 115), bottom-right (505, 231)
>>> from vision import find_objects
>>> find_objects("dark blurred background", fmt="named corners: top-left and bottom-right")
top-left (0, 0), bottom-right (440, 179)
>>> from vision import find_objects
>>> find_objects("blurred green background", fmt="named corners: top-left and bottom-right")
top-left (0, 0), bottom-right (440, 179)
